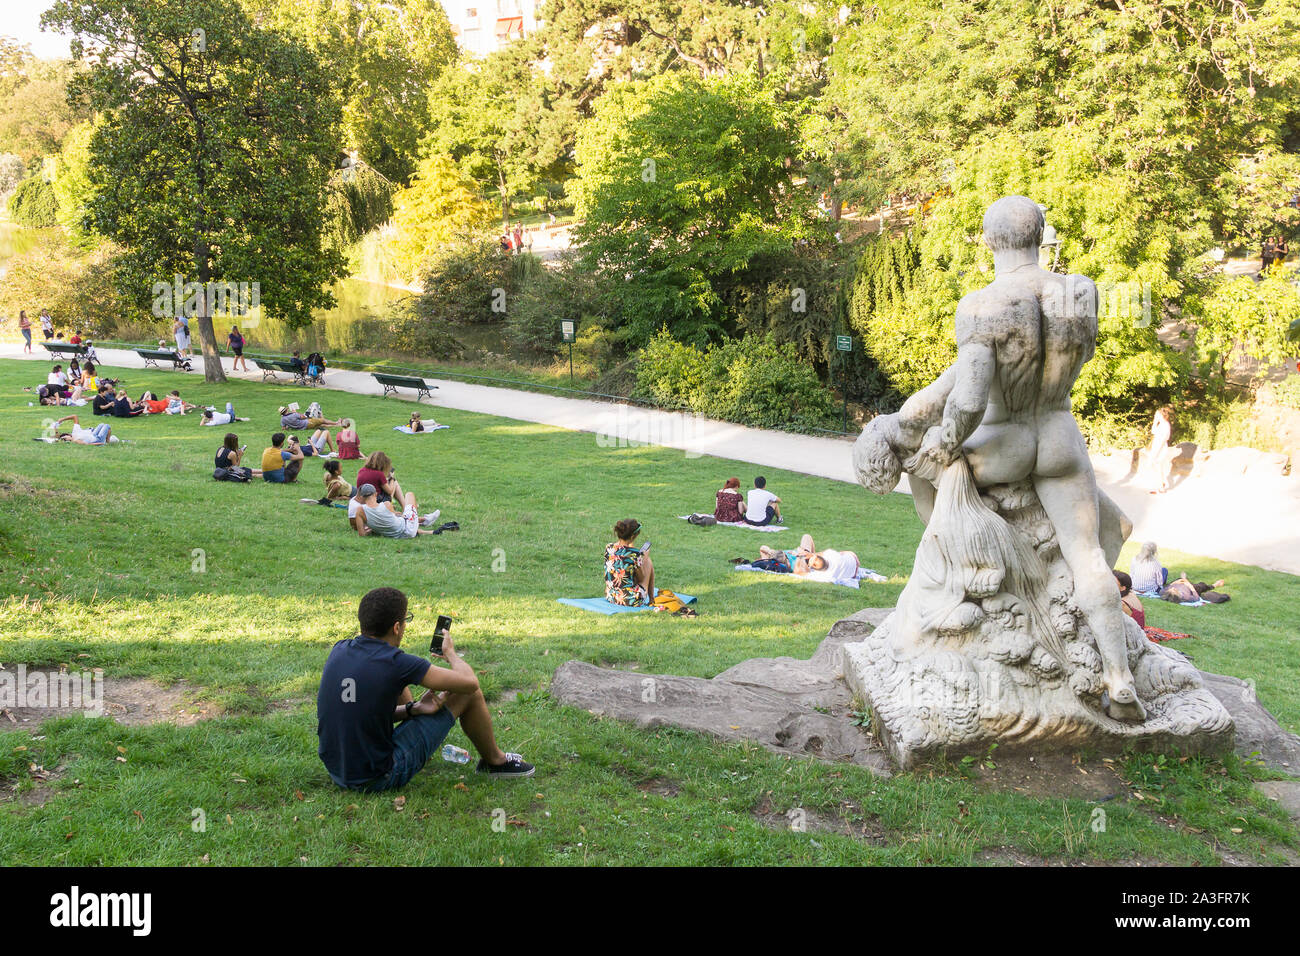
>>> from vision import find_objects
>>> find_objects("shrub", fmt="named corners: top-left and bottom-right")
top-left (635, 330), bottom-right (837, 430)
top-left (505, 252), bottom-right (621, 356)
top-left (411, 236), bottom-right (513, 327)
top-left (7, 174), bottom-right (59, 228)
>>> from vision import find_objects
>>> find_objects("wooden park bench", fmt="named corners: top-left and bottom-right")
top-left (373, 372), bottom-right (438, 402)
top-left (43, 342), bottom-right (88, 362)
top-left (136, 348), bottom-right (191, 370)
top-left (254, 358), bottom-right (314, 386)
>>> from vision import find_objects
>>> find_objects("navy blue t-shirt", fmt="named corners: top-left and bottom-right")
top-left (317, 636), bottom-right (431, 788)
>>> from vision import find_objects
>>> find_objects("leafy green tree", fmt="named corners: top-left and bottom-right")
top-left (45, 0), bottom-right (348, 383)
top-left (50, 121), bottom-right (96, 245)
top-left (1194, 271), bottom-right (1300, 382)
top-left (572, 72), bottom-right (810, 344)
top-left (386, 155), bottom-right (494, 282)
top-left (242, 0), bottom-right (458, 184)
top-left (0, 56), bottom-right (91, 163)
top-left (7, 174), bottom-right (59, 227)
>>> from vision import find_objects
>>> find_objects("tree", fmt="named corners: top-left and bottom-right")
top-left (45, 0), bottom-right (348, 383)
top-left (50, 121), bottom-right (97, 245)
top-left (385, 154), bottom-right (494, 282)
top-left (571, 72), bottom-right (810, 345)
top-left (1194, 271), bottom-right (1300, 383)
top-left (7, 174), bottom-right (59, 228)
top-left (242, 0), bottom-right (458, 184)
top-left (0, 57), bottom-right (92, 164)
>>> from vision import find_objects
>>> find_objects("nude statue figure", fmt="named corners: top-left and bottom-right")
top-left (894, 195), bottom-right (1144, 720)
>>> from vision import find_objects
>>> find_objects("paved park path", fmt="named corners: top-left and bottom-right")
top-left (7, 344), bottom-right (1298, 576)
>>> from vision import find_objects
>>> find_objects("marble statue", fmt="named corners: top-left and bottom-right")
top-left (844, 196), bottom-right (1233, 768)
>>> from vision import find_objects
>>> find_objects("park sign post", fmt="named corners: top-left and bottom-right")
top-left (836, 335), bottom-right (852, 432)
top-left (561, 320), bottom-right (577, 384)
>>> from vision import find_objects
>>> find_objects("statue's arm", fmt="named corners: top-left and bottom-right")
top-left (896, 365), bottom-right (956, 447)
top-left (936, 340), bottom-right (994, 457)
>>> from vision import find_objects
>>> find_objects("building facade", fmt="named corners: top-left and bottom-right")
top-left (439, 0), bottom-right (542, 57)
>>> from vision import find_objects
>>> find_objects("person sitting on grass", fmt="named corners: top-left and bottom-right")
top-left (112, 388), bottom-right (145, 417)
top-left (1129, 541), bottom-right (1168, 595)
top-left (317, 459), bottom-right (353, 506)
top-left (605, 518), bottom-right (654, 607)
top-left (261, 432), bottom-right (304, 483)
top-left (336, 419), bottom-right (362, 460)
top-left (216, 433), bottom-right (258, 480)
top-left (52, 415), bottom-right (113, 445)
top-left (47, 365), bottom-right (84, 402)
top-left (356, 451), bottom-right (402, 504)
top-left (348, 484), bottom-right (441, 538)
top-left (91, 385), bottom-right (117, 416)
top-left (316, 586), bottom-right (534, 792)
top-left (1113, 571), bottom-right (1145, 628)
top-left (742, 476), bottom-right (782, 526)
top-left (714, 476), bottom-right (744, 523)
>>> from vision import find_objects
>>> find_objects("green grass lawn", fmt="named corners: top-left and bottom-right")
top-left (0, 357), bottom-right (1296, 865)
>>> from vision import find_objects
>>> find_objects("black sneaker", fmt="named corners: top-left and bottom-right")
top-left (475, 753), bottom-right (534, 778)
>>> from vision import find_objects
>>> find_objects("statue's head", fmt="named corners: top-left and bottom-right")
top-left (982, 196), bottom-right (1045, 253)
top-left (854, 414), bottom-right (903, 495)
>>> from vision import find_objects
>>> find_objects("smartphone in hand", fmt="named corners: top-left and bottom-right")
top-left (640, 541), bottom-right (651, 554)
top-left (431, 615), bottom-right (452, 656)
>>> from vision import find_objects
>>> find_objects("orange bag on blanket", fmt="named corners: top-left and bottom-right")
top-left (652, 589), bottom-right (687, 613)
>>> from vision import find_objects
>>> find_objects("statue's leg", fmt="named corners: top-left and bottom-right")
top-left (1097, 489), bottom-right (1132, 568)
top-left (1034, 470), bottom-right (1146, 721)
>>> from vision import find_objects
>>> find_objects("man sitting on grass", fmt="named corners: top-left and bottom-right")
top-left (317, 586), bottom-right (534, 791)
top-left (348, 483), bottom-right (441, 538)
top-left (261, 432), bottom-right (304, 482)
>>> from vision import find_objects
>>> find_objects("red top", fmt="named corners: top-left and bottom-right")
top-left (337, 437), bottom-right (361, 459)
top-left (714, 489), bottom-right (744, 523)
top-left (356, 466), bottom-right (388, 491)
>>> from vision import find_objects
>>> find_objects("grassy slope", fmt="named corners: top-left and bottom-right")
top-left (0, 358), bottom-right (1295, 865)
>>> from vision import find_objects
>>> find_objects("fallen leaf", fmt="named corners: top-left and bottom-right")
top-left (13, 745), bottom-right (26, 752)
top-left (116, 746), bottom-right (127, 754)
top-left (225, 814), bottom-right (233, 824)
top-left (115, 756), bottom-right (127, 763)
top-left (1230, 827), bottom-right (1243, 834)
top-left (294, 790), bottom-right (305, 801)
top-left (454, 782), bottom-right (468, 792)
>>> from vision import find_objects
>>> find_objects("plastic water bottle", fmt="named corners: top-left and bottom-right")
top-left (441, 744), bottom-right (470, 764)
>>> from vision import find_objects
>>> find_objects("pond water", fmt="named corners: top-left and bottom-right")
top-left (0, 222), bottom-right (510, 357)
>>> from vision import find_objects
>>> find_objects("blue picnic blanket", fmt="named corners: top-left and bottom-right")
top-left (557, 591), bottom-right (697, 615)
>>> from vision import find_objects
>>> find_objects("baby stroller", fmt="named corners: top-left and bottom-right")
top-left (306, 351), bottom-right (326, 385)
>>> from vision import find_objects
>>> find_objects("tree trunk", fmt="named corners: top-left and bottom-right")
top-left (193, 113), bottom-right (226, 384)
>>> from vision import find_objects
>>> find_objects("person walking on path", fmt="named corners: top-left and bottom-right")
top-left (18, 311), bottom-right (31, 352)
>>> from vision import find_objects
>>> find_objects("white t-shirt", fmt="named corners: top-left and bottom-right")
top-left (745, 488), bottom-right (778, 522)
top-left (41, 314), bottom-right (52, 331)
top-left (70, 424), bottom-right (100, 444)
top-left (347, 497), bottom-right (364, 519)
top-left (804, 548), bottom-right (859, 586)
top-left (202, 411), bottom-right (233, 426)
top-left (49, 371), bottom-right (66, 386)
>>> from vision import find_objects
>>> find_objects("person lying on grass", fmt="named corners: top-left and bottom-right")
top-left (348, 483), bottom-right (441, 538)
top-left (279, 405), bottom-right (341, 430)
top-left (166, 390), bottom-right (196, 415)
top-left (316, 586), bottom-right (534, 791)
top-left (405, 411), bottom-right (441, 432)
top-left (52, 415), bottom-right (113, 445)
top-left (199, 405), bottom-right (251, 426)
top-left (743, 534), bottom-right (860, 585)
top-left (261, 432), bottom-right (304, 483)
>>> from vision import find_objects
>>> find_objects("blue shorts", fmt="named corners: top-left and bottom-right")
top-left (358, 708), bottom-right (457, 793)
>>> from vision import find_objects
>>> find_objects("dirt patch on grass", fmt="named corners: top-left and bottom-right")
top-left (940, 752), bottom-right (1128, 801)
top-left (752, 793), bottom-right (889, 844)
top-left (0, 672), bottom-right (221, 727)
top-left (635, 777), bottom-right (681, 798)
top-left (974, 846), bottom-right (1169, 867)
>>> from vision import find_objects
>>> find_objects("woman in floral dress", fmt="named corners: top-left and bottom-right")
top-left (605, 518), bottom-right (654, 606)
